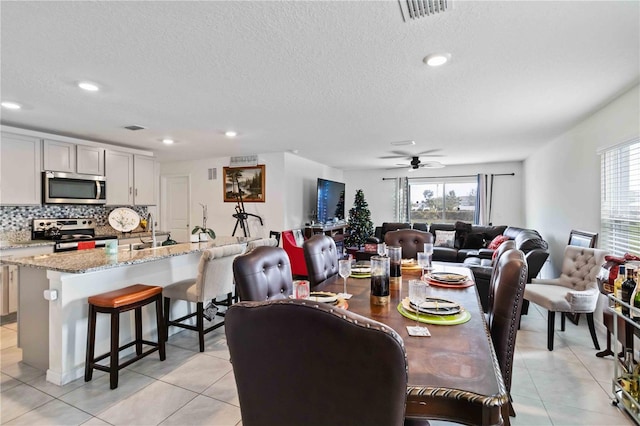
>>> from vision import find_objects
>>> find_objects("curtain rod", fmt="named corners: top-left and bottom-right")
top-left (382, 173), bottom-right (515, 181)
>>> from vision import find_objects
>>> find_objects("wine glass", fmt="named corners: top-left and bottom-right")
top-left (417, 252), bottom-right (429, 282)
top-left (408, 279), bottom-right (428, 333)
top-left (377, 243), bottom-right (387, 257)
top-left (338, 259), bottom-right (351, 296)
top-left (423, 243), bottom-right (434, 271)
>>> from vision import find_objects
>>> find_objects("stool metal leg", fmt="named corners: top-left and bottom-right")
top-left (84, 304), bottom-right (97, 382)
top-left (164, 297), bottom-right (171, 342)
top-left (197, 301), bottom-right (204, 352)
top-left (110, 310), bottom-right (120, 389)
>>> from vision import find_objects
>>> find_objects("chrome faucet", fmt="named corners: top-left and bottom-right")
top-left (147, 212), bottom-right (156, 248)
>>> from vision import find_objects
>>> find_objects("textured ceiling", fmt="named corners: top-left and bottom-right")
top-left (1, 1), bottom-right (638, 170)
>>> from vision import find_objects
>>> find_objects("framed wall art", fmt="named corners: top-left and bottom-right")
top-left (223, 165), bottom-right (266, 203)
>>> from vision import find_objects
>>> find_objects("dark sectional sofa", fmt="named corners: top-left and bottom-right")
top-left (372, 221), bottom-right (549, 312)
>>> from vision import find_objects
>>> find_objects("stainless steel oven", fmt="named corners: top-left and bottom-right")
top-left (43, 171), bottom-right (106, 204)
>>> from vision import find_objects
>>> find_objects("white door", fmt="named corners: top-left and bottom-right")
top-left (162, 175), bottom-right (190, 243)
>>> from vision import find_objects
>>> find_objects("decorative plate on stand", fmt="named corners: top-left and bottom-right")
top-left (108, 207), bottom-right (140, 233)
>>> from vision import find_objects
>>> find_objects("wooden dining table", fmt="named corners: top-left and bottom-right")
top-left (315, 262), bottom-right (508, 426)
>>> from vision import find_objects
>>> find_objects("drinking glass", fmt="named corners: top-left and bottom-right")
top-left (408, 279), bottom-right (427, 332)
top-left (423, 243), bottom-right (434, 271)
top-left (417, 252), bottom-right (429, 282)
top-left (338, 259), bottom-right (351, 296)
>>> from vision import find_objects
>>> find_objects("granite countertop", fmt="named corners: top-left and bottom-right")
top-left (0, 240), bottom-right (56, 250)
top-left (1, 236), bottom-right (255, 273)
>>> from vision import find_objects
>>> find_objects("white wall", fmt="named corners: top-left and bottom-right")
top-left (524, 84), bottom-right (640, 275)
top-left (344, 161), bottom-right (524, 227)
top-left (160, 152), bottom-right (343, 237)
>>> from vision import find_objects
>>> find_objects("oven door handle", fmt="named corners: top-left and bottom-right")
top-left (95, 181), bottom-right (102, 200)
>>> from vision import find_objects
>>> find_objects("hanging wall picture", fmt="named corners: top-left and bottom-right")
top-left (223, 165), bottom-right (266, 202)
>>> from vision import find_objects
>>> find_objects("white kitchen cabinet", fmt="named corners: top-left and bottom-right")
top-left (0, 132), bottom-right (42, 205)
top-left (105, 150), bottom-right (156, 205)
top-left (44, 140), bottom-right (105, 176)
top-left (133, 155), bottom-right (156, 205)
top-left (76, 145), bottom-right (105, 175)
top-left (43, 139), bottom-right (76, 173)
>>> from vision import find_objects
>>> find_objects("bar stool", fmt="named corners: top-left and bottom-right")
top-left (85, 284), bottom-right (166, 389)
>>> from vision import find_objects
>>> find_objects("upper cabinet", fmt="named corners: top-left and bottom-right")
top-left (43, 139), bottom-right (105, 175)
top-left (105, 150), bottom-right (156, 205)
top-left (0, 132), bottom-right (42, 205)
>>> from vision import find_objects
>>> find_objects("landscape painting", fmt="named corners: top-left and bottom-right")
top-left (223, 165), bottom-right (265, 202)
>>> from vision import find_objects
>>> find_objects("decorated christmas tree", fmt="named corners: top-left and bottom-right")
top-left (345, 189), bottom-right (374, 248)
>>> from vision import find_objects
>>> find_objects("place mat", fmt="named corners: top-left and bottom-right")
top-left (398, 300), bottom-right (471, 325)
top-left (350, 272), bottom-right (371, 279)
top-left (426, 279), bottom-right (474, 289)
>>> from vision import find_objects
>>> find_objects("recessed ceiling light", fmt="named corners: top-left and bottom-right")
top-left (78, 81), bottom-right (100, 91)
top-left (225, 131), bottom-right (237, 138)
top-left (1, 101), bottom-right (22, 110)
top-left (423, 53), bottom-right (451, 67)
top-left (162, 139), bottom-right (175, 145)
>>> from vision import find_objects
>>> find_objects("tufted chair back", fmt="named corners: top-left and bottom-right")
top-left (384, 229), bottom-right (433, 259)
top-left (303, 234), bottom-right (339, 288)
top-left (226, 299), bottom-right (408, 426)
top-left (557, 246), bottom-right (608, 292)
top-left (524, 245), bottom-right (609, 351)
top-left (233, 246), bottom-right (293, 301)
top-left (487, 249), bottom-right (527, 418)
top-left (486, 240), bottom-right (517, 315)
top-left (190, 244), bottom-right (246, 302)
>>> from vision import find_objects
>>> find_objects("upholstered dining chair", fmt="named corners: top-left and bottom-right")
top-left (233, 246), bottom-right (293, 301)
top-left (524, 245), bottom-right (608, 351)
top-left (225, 299), bottom-right (411, 426)
top-left (483, 240), bottom-right (517, 315)
top-left (246, 237), bottom-right (278, 252)
top-left (384, 229), bottom-right (433, 259)
top-left (163, 243), bottom-right (246, 352)
top-left (303, 234), bottom-right (339, 288)
top-left (486, 248), bottom-right (528, 420)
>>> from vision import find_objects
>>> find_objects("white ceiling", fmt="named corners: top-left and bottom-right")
top-left (1, 1), bottom-right (638, 170)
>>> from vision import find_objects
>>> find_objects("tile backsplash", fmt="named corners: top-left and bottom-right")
top-left (0, 205), bottom-right (148, 241)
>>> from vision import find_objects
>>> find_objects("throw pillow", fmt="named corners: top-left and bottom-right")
top-left (435, 230), bottom-right (456, 248)
top-left (487, 234), bottom-right (510, 250)
top-left (463, 232), bottom-right (485, 249)
top-left (454, 221), bottom-right (473, 249)
top-left (292, 229), bottom-right (305, 247)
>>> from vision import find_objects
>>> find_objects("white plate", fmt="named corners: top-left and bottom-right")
top-left (308, 292), bottom-right (338, 303)
top-left (108, 207), bottom-right (140, 232)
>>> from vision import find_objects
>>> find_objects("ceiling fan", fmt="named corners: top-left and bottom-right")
top-left (381, 150), bottom-right (445, 170)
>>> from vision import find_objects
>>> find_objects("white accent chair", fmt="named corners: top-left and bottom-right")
top-left (163, 243), bottom-right (246, 352)
top-left (524, 245), bottom-right (608, 351)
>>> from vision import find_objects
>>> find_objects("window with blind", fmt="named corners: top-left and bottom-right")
top-left (409, 177), bottom-right (478, 224)
top-left (600, 137), bottom-right (640, 256)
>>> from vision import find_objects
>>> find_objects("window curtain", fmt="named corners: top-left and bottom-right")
top-left (395, 177), bottom-right (409, 222)
top-left (600, 137), bottom-right (640, 256)
top-left (475, 174), bottom-right (490, 225)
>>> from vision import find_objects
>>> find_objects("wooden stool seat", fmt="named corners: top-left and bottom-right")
top-left (88, 284), bottom-right (163, 308)
top-left (85, 284), bottom-right (166, 389)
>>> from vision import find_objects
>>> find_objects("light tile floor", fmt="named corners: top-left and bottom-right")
top-left (0, 304), bottom-right (636, 425)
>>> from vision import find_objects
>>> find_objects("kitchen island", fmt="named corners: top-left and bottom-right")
top-left (2, 236), bottom-right (254, 386)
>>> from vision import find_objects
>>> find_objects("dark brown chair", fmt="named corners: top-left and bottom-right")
top-left (303, 234), bottom-right (339, 288)
top-left (232, 246), bottom-right (293, 301)
top-left (482, 240), bottom-right (517, 314)
top-left (384, 229), bottom-right (433, 259)
top-left (487, 248), bottom-right (528, 421)
top-left (225, 299), bottom-right (409, 426)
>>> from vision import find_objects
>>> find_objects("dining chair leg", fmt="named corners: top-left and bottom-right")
top-left (586, 312), bottom-right (601, 350)
top-left (560, 312), bottom-right (566, 331)
top-left (197, 301), bottom-right (205, 352)
top-left (547, 311), bottom-right (555, 351)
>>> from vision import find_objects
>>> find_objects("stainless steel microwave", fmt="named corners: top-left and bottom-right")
top-left (43, 171), bottom-right (106, 204)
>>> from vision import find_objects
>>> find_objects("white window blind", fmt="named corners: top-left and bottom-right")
top-left (600, 137), bottom-right (640, 256)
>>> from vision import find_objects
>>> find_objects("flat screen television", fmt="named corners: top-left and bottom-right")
top-left (316, 178), bottom-right (345, 224)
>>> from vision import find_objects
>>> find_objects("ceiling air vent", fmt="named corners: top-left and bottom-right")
top-left (123, 125), bottom-right (146, 131)
top-left (398, 0), bottom-right (451, 22)
top-left (229, 155), bottom-right (258, 168)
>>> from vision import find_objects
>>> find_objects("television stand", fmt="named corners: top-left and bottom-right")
top-left (305, 223), bottom-right (347, 254)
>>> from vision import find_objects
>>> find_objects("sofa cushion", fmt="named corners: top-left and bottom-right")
top-left (433, 247), bottom-right (458, 262)
top-left (454, 221), bottom-right (473, 249)
top-left (434, 230), bottom-right (456, 248)
top-left (472, 225), bottom-right (507, 241)
top-left (462, 232), bottom-right (486, 249)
